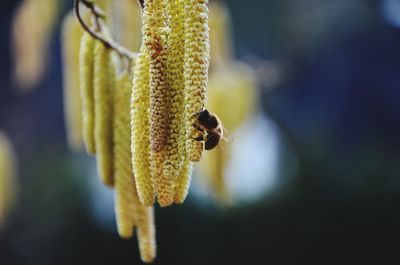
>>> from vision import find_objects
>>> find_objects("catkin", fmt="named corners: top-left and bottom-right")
top-left (12, 0), bottom-right (58, 91)
top-left (131, 51), bottom-right (155, 205)
top-left (137, 207), bottom-right (157, 263)
top-left (153, 149), bottom-right (174, 207)
top-left (143, 0), bottom-right (169, 153)
top-left (0, 133), bottom-right (17, 228)
top-left (174, 157), bottom-right (193, 204)
top-left (209, 1), bottom-right (233, 68)
top-left (162, 0), bottom-right (186, 179)
top-left (113, 71), bottom-right (137, 238)
top-left (80, 32), bottom-right (96, 155)
top-left (93, 41), bottom-right (114, 187)
top-left (61, 11), bottom-right (84, 152)
top-left (184, 0), bottom-right (210, 162)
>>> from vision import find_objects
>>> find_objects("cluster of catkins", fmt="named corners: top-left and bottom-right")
top-left (63, 0), bottom-right (211, 263)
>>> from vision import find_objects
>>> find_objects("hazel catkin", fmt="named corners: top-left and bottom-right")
top-left (80, 32), bottom-right (96, 155)
top-left (61, 11), bottom-right (84, 152)
top-left (93, 41), bottom-right (115, 187)
top-left (131, 51), bottom-right (155, 206)
top-left (113, 71), bottom-right (137, 238)
top-left (143, 0), bottom-right (169, 153)
top-left (183, 0), bottom-right (210, 162)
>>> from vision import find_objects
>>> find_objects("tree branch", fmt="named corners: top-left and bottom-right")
top-left (74, 0), bottom-right (138, 62)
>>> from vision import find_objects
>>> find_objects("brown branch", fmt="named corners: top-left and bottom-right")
top-left (137, 0), bottom-right (145, 9)
top-left (74, 0), bottom-right (137, 62)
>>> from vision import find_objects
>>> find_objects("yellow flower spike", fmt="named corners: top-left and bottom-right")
top-left (131, 51), bottom-right (155, 206)
top-left (209, 1), bottom-right (233, 68)
top-left (152, 150), bottom-right (174, 207)
top-left (12, 0), bottom-right (58, 91)
top-left (183, 0), bottom-right (210, 162)
top-left (113, 71), bottom-right (137, 239)
top-left (137, 206), bottom-right (157, 263)
top-left (0, 133), bottom-right (17, 228)
top-left (143, 0), bottom-right (169, 153)
top-left (80, 32), bottom-right (96, 155)
top-left (61, 11), bottom-right (84, 152)
top-left (174, 157), bottom-right (193, 204)
top-left (93, 41), bottom-right (115, 187)
top-left (162, 0), bottom-right (186, 180)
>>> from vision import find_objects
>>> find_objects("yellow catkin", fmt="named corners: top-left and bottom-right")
top-left (61, 11), bottom-right (84, 152)
top-left (143, 0), bottom-right (169, 153)
top-left (209, 1), bottom-right (233, 68)
top-left (12, 0), bottom-right (58, 91)
top-left (80, 32), bottom-right (96, 155)
top-left (163, 0), bottom-right (186, 179)
top-left (0, 133), bottom-right (17, 228)
top-left (137, 207), bottom-right (157, 263)
top-left (174, 157), bottom-right (193, 204)
top-left (131, 51), bottom-right (155, 206)
top-left (113, 71), bottom-right (137, 239)
top-left (93, 41), bottom-right (114, 187)
top-left (184, 0), bottom-right (210, 162)
top-left (153, 149), bottom-right (174, 207)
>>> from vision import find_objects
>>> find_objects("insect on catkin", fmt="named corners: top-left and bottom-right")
top-left (61, 11), bottom-right (84, 152)
top-left (184, 0), bottom-right (210, 162)
top-left (113, 71), bottom-right (137, 238)
top-left (80, 32), bottom-right (96, 155)
top-left (131, 50), bottom-right (155, 206)
top-left (93, 40), bottom-right (114, 187)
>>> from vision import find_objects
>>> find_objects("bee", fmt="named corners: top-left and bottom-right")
top-left (193, 109), bottom-right (225, 151)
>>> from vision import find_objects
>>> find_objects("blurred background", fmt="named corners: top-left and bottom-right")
top-left (1, 0), bottom-right (400, 264)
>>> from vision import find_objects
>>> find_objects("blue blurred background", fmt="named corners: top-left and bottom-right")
top-left (1, 0), bottom-right (400, 264)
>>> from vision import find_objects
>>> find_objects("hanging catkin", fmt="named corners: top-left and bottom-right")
top-left (163, 0), bottom-right (186, 179)
top-left (80, 32), bottom-right (96, 155)
top-left (113, 71), bottom-right (137, 238)
top-left (144, 0), bottom-right (169, 153)
top-left (93, 41), bottom-right (114, 187)
top-left (137, 207), bottom-right (156, 263)
top-left (131, 51), bottom-right (155, 206)
top-left (61, 11), bottom-right (84, 152)
top-left (174, 157), bottom-right (193, 204)
top-left (183, 0), bottom-right (210, 162)
top-left (0, 133), bottom-right (17, 228)
top-left (12, 0), bottom-right (58, 91)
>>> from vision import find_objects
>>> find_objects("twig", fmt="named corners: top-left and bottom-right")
top-left (74, 0), bottom-right (137, 62)
top-left (137, 0), bottom-right (145, 9)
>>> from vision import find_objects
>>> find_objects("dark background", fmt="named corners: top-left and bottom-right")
top-left (1, 0), bottom-right (400, 264)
